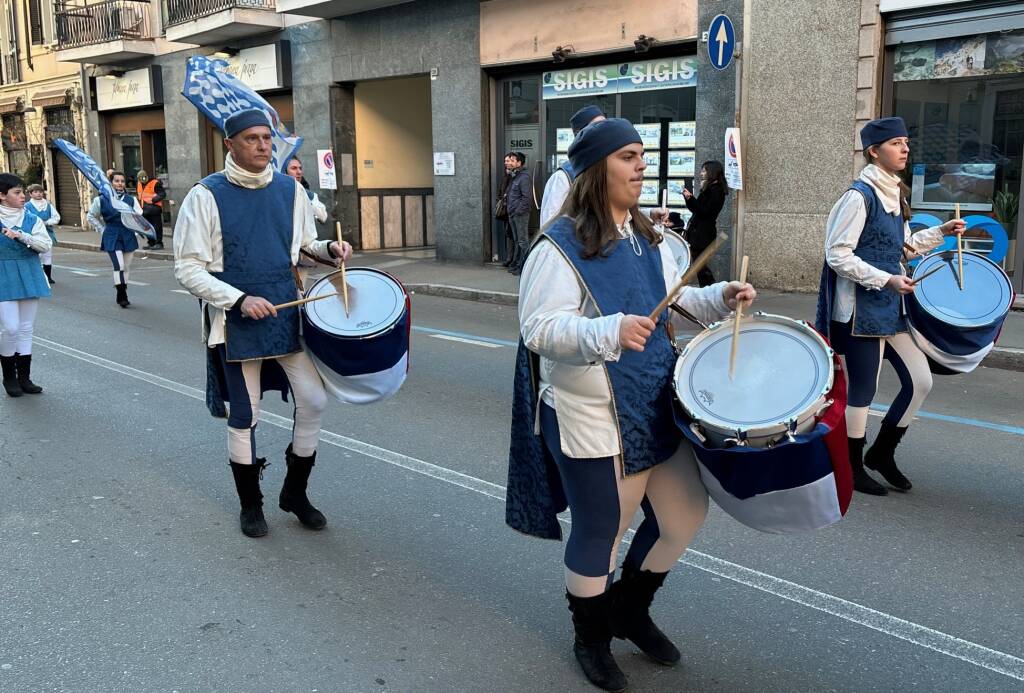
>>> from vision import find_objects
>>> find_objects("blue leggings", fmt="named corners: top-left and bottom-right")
top-left (540, 402), bottom-right (708, 597)
top-left (831, 320), bottom-right (933, 437)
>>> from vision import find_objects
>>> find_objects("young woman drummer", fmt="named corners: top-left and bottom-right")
top-left (507, 118), bottom-right (756, 692)
top-left (815, 117), bottom-right (964, 496)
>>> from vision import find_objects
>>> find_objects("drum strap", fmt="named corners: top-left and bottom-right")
top-left (291, 265), bottom-right (305, 293)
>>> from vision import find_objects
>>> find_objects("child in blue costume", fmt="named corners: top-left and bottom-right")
top-left (26, 184), bottom-right (60, 284)
top-left (87, 169), bottom-right (143, 308)
top-left (0, 173), bottom-right (52, 397)
top-left (815, 118), bottom-right (964, 495)
top-left (507, 119), bottom-right (756, 692)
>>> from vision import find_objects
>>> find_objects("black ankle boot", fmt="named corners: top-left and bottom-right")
top-left (14, 353), bottom-right (42, 394)
top-left (566, 591), bottom-right (627, 692)
top-left (229, 460), bottom-right (269, 537)
top-left (279, 444), bottom-right (327, 529)
top-left (849, 437), bottom-right (887, 496)
top-left (43, 264), bottom-right (54, 284)
top-left (865, 424), bottom-right (912, 491)
top-left (611, 565), bottom-right (680, 665)
top-left (115, 283), bottom-right (130, 308)
top-left (1, 355), bottom-right (22, 397)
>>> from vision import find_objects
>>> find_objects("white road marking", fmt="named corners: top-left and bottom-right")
top-left (30, 336), bottom-right (1024, 684)
top-left (70, 271), bottom-right (99, 277)
top-left (429, 333), bottom-right (502, 349)
top-left (170, 289), bottom-right (192, 295)
top-left (125, 280), bottom-right (149, 286)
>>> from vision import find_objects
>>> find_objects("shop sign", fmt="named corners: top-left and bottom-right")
top-left (880, 0), bottom-right (962, 11)
top-left (542, 57), bottom-right (698, 100)
top-left (95, 67), bottom-right (159, 111)
top-left (224, 43), bottom-right (291, 92)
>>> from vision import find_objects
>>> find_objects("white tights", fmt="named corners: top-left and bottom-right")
top-left (0, 299), bottom-right (39, 356)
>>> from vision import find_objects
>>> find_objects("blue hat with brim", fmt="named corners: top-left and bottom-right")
top-left (224, 108), bottom-right (272, 138)
top-left (568, 118), bottom-right (642, 176)
top-left (860, 117), bottom-right (909, 149)
top-left (570, 105), bottom-right (605, 134)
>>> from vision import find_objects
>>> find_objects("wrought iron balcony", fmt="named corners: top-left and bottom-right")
top-left (55, 0), bottom-right (154, 49)
top-left (165, 0), bottom-right (275, 26)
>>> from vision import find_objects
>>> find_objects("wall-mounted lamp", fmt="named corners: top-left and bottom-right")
top-left (102, 70), bottom-right (126, 79)
top-left (551, 45), bottom-right (574, 63)
top-left (634, 35), bottom-right (657, 53)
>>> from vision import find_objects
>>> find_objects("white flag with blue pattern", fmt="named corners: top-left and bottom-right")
top-left (182, 55), bottom-right (302, 172)
top-left (53, 138), bottom-right (156, 240)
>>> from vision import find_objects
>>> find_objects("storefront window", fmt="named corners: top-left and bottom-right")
top-left (891, 30), bottom-right (1024, 279)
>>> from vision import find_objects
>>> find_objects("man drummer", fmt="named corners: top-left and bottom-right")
top-left (174, 108), bottom-right (352, 538)
top-left (539, 105), bottom-right (605, 228)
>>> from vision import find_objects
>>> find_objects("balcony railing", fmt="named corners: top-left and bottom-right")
top-left (55, 0), bottom-right (154, 49)
top-left (165, 0), bottom-right (275, 27)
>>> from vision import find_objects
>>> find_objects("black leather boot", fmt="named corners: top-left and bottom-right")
top-left (865, 423), bottom-right (912, 491)
top-left (43, 264), bottom-right (54, 284)
top-left (14, 353), bottom-right (42, 394)
top-left (229, 459), bottom-right (269, 537)
top-left (849, 436), bottom-right (887, 496)
top-left (279, 444), bottom-right (327, 529)
top-left (566, 591), bottom-right (627, 692)
top-left (1, 355), bottom-right (22, 397)
top-left (611, 565), bottom-right (680, 665)
top-left (115, 283), bottom-right (130, 308)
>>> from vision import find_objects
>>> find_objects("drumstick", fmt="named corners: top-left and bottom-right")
top-left (273, 291), bottom-right (339, 311)
top-left (648, 232), bottom-right (728, 322)
top-left (661, 189), bottom-right (668, 210)
top-left (728, 255), bottom-right (749, 381)
top-left (909, 263), bottom-right (946, 286)
top-left (669, 304), bottom-right (708, 330)
top-left (336, 221), bottom-right (350, 317)
top-left (954, 203), bottom-right (964, 291)
top-left (903, 241), bottom-right (917, 256)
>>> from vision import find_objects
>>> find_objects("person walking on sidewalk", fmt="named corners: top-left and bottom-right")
top-left (507, 119), bottom-right (756, 691)
top-left (506, 152), bottom-right (533, 275)
top-left (495, 154), bottom-right (515, 266)
top-left (682, 161), bottom-right (728, 287)
top-left (815, 117), bottom-right (964, 496)
top-left (174, 108), bottom-right (352, 538)
top-left (539, 105), bottom-right (606, 228)
top-left (0, 173), bottom-right (51, 397)
top-left (136, 170), bottom-right (166, 250)
top-left (88, 170), bottom-right (144, 308)
top-left (25, 184), bottom-right (59, 284)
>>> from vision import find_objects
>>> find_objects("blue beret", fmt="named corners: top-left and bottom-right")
top-left (568, 118), bottom-right (642, 176)
top-left (224, 108), bottom-right (272, 138)
top-left (860, 117), bottom-right (909, 149)
top-left (570, 105), bottom-right (605, 134)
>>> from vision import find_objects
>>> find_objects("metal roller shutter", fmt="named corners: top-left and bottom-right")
top-left (53, 153), bottom-right (81, 226)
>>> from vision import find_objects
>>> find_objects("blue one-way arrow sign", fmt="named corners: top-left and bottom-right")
top-left (708, 14), bottom-right (735, 70)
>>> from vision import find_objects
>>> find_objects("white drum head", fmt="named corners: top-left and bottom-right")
top-left (674, 313), bottom-right (833, 442)
top-left (304, 268), bottom-right (406, 338)
top-left (661, 229), bottom-right (691, 278)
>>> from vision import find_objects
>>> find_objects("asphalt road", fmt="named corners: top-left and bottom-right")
top-left (1, 248), bottom-right (1022, 693)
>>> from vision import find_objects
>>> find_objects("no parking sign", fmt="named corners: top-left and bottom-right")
top-left (317, 149), bottom-right (337, 190)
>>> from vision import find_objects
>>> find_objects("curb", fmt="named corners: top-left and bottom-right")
top-left (57, 241), bottom-right (175, 261)
top-left (986, 347), bottom-right (1024, 372)
top-left (404, 283), bottom-right (520, 307)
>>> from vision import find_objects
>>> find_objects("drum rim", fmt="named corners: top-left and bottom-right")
top-left (674, 312), bottom-right (834, 437)
top-left (303, 267), bottom-right (408, 339)
top-left (910, 250), bottom-right (1013, 328)
top-left (660, 227), bottom-right (691, 274)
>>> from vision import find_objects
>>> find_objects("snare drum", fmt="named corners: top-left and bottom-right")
top-left (673, 312), bottom-right (834, 448)
top-left (301, 268), bottom-right (410, 404)
top-left (661, 228), bottom-right (691, 278)
top-left (907, 250), bottom-right (1013, 374)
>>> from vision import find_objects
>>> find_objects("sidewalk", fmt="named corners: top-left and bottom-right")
top-left (54, 225), bottom-right (1024, 370)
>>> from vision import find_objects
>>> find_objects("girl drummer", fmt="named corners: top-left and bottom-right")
top-left (815, 117), bottom-right (964, 496)
top-left (507, 118), bottom-right (755, 691)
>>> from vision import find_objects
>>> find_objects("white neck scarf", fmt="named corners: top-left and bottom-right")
top-left (0, 204), bottom-right (26, 228)
top-left (224, 153), bottom-right (274, 189)
top-left (858, 163), bottom-right (903, 215)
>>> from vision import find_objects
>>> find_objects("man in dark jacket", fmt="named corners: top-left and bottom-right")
top-left (505, 152), bottom-right (533, 275)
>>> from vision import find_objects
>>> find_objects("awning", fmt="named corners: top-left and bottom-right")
top-left (33, 88), bottom-right (71, 109)
top-left (0, 95), bottom-right (21, 114)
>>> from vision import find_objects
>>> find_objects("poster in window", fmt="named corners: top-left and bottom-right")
top-left (639, 180), bottom-right (660, 206)
top-left (985, 33), bottom-right (1024, 74)
top-left (554, 154), bottom-right (569, 169)
top-left (667, 150), bottom-right (695, 177)
top-left (910, 162), bottom-right (996, 212)
top-left (556, 128), bottom-right (574, 153)
top-left (666, 179), bottom-right (688, 206)
top-left (668, 121), bottom-right (696, 148)
top-left (933, 36), bottom-right (987, 79)
top-left (643, 151), bottom-right (660, 178)
top-left (893, 42), bottom-right (935, 82)
top-left (635, 123), bottom-right (662, 150)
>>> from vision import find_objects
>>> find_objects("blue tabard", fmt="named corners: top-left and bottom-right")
top-left (505, 216), bottom-right (680, 540)
top-left (0, 209), bottom-right (51, 302)
top-left (203, 171), bottom-right (300, 362)
top-left (559, 160), bottom-right (576, 183)
top-left (305, 188), bottom-right (315, 202)
top-left (99, 193), bottom-right (139, 253)
top-left (815, 180), bottom-right (907, 341)
top-left (33, 202), bottom-right (56, 242)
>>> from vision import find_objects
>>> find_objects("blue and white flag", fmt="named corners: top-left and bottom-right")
top-left (182, 55), bottom-right (302, 172)
top-left (53, 138), bottom-right (156, 240)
